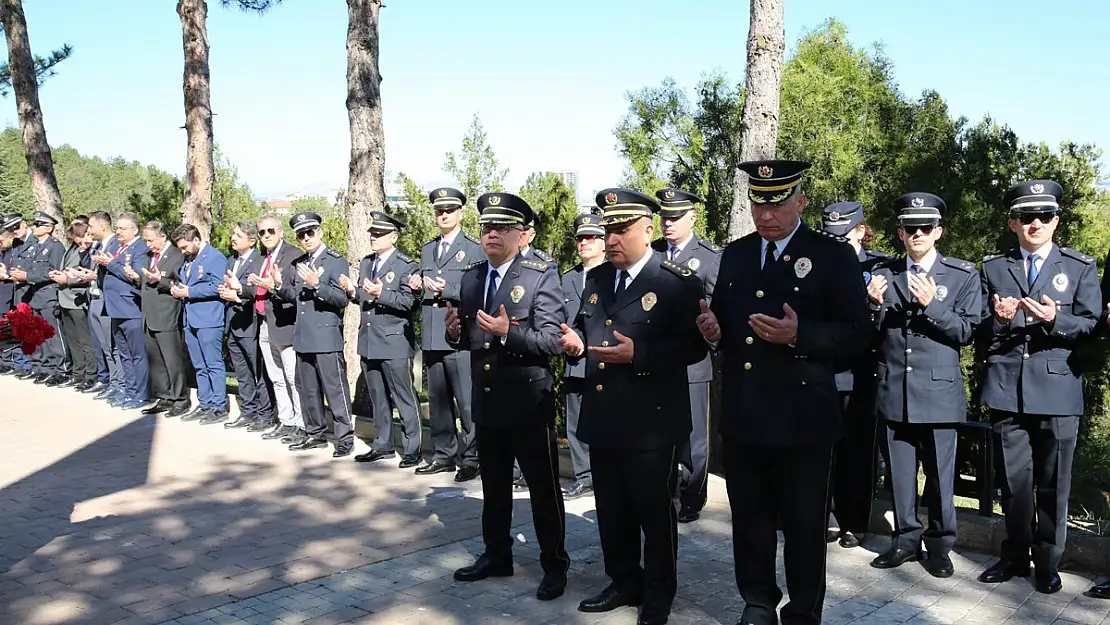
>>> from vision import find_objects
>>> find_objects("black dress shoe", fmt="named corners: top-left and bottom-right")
top-left (141, 400), bottom-right (170, 415)
top-left (198, 410), bottom-right (229, 425)
top-left (1035, 569), bottom-right (1062, 594)
top-left (262, 424), bottom-right (294, 440)
top-left (281, 429), bottom-right (308, 445)
top-left (164, 404), bottom-right (191, 418)
top-left (978, 558), bottom-right (1031, 583)
top-left (247, 419), bottom-right (275, 432)
top-left (677, 504), bottom-right (700, 523)
top-left (637, 610), bottom-right (670, 625)
top-left (181, 408), bottom-right (211, 422)
top-left (925, 553), bottom-right (954, 578)
top-left (577, 584), bottom-right (644, 613)
top-left (354, 448), bottom-right (396, 462)
top-left (536, 572), bottom-right (567, 601)
top-left (870, 548), bottom-right (922, 569)
top-left (51, 376), bottom-right (76, 388)
top-left (1085, 580), bottom-right (1110, 599)
top-left (415, 460), bottom-right (455, 475)
top-left (81, 382), bottom-right (107, 394)
top-left (94, 386), bottom-right (115, 399)
top-left (32, 372), bottom-right (51, 384)
top-left (399, 454), bottom-right (423, 469)
top-left (839, 532), bottom-right (865, 549)
top-left (454, 465), bottom-right (480, 482)
top-left (289, 437), bottom-right (328, 451)
top-left (563, 481), bottom-right (592, 499)
top-left (453, 554), bottom-right (513, 582)
top-left (826, 529), bottom-right (842, 543)
top-left (333, 441), bottom-right (354, 458)
top-left (223, 415), bottom-right (254, 429)
top-left (15, 370), bottom-right (36, 380)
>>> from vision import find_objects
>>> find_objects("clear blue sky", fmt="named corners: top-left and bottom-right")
top-left (8, 0), bottom-right (1109, 202)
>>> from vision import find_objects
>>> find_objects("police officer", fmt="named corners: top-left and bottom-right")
top-left (0, 214), bottom-right (22, 374)
top-left (559, 189), bottom-right (706, 625)
top-left (445, 192), bottom-right (569, 602)
top-left (818, 202), bottom-right (890, 549)
top-left (12, 211), bottom-right (66, 384)
top-left (977, 180), bottom-right (1100, 595)
top-left (868, 193), bottom-right (981, 578)
top-left (410, 187), bottom-right (486, 480)
top-left (696, 160), bottom-right (872, 625)
top-left (652, 187), bottom-right (721, 523)
top-left (559, 212), bottom-right (606, 499)
top-left (275, 211), bottom-right (356, 457)
top-left (344, 211), bottom-right (423, 467)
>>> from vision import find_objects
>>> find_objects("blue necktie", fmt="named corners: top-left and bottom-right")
top-left (485, 270), bottom-right (499, 312)
top-left (1028, 254), bottom-right (1040, 289)
top-left (371, 257), bottom-right (380, 282)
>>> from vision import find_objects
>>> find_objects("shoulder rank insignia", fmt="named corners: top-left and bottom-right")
top-left (325, 249), bottom-right (342, 259)
top-left (395, 252), bottom-right (413, 263)
top-left (661, 259), bottom-right (693, 278)
top-left (464, 260), bottom-right (486, 272)
top-left (533, 249), bottom-right (554, 263)
top-left (698, 239), bottom-right (722, 253)
top-left (1060, 247), bottom-right (1095, 264)
top-left (520, 259), bottom-right (548, 272)
top-left (982, 252), bottom-right (1005, 263)
top-left (941, 256), bottom-right (974, 272)
top-left (463, 232), bottom-right (481, 244)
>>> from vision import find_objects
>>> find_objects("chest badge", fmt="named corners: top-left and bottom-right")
top-left (687, 257), bottom-right (700, 271)
top-left (588, 293), bottom-right (598, 305)
top-left (385, 271), bottom-right (395, 284)
top-left (510, 285), bottom-right (525, 304)
top-left (455, 250), bottom-right (465, 263)
top-left (794, 257), bottom-right (812, 279)
top-left (863, 271), bottom-right (872, 286)
top-left (936, 284), bottom-right (949, 302)
top-left (1053, 273), bottom-right (1069, 292)
top-left (40, 247), bottom-right (49, 256)
top-left (198, 265), bottom-right (204, 278)
top-left (641, 292), bottom-right (658, 311)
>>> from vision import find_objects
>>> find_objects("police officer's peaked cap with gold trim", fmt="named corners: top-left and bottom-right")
top-left (737, 159), bottom-right (811, 204)
top-left (820, 201), bottom-right (865, 237)
top-left (289, 211), bottom-right (323, 233)
top-left (894, 192), bottom-right (946, 227)
top-left (574, 212), bottom-right (604, 237)
top-left (655, 188), bottom-right (704, 218)
top-left (595, 188), bottom-right (660, 227)
top-left (368, 210), bottom-right (406, 234)
top-left (429, 187), bottom-right (466, 210)
top-left (1004, 179), bottom-right (1063, 214)
top-left (477, 192), bottom-right (534, 227)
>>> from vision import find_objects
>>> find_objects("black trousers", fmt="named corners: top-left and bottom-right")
top-left (296, 351), bottom-right (354, 445)
top-left (830, 391), bottom-right (878, 533)
top-left (591, 445), bottom-right (679, 612)
top-left (362, 357), bottom-right (421, 457)
top-left (885, 421), bottom-right (958, 555)
top-left (31, 303), bottom-right (64, 375)
top-left (59, 307), bottom-right (95, 384)
top-left (992, 411), bottom-right (1078, 571)
top-left (426, 350), bottom-right (477, 468)
top-left (145, 327), bottom-right (188, 406)
top-left (725, 441), bottom-right (832, 625)
top-left (678, 381), bottom-right (711, 511)
top-left (228, 331), bottom-right (273, 421)
top-left (563, 378), bottom-right (591, 486)
top-left (476, 423), bottom-right (569, 576)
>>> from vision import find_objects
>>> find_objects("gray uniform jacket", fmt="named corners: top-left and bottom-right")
top-left (57, 244), bottom-right (91, 310)
top-left (419, 230), bottom-right (486, 351)
top-left (354, 249), bottom-right (419, 360)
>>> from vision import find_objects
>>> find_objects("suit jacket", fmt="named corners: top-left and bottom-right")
top-left (871, 253), bottom-right (981, 424)
top-left (178, 243), bottom-right (228, 330)
top-left (256, 241), bottom-right (302, 346)
top-left (833, 247), bottom-right (891, 392)
top-left (275, 245), bottom-right (350, 354)
top-left (652, 236), bottom-right (721, 383)
top-left (354, 249), bottom-right (419, 360)
top-left (57, 244), bottom-right (91, 310)
top-left (140, 244), bottom-right (185, 332)
top-left (561, 263), bottom-right (589, 379)
top-left (572, 257), bottom-right (707, 449)
top-left (0, 242), bottom-right (17, 311)
top-left (17, 235), bottom-right (64, 308)
top-left (224, 249), bottom-right (265, 338)
top-left (102, 237), bottom-right (148, 320)
top-left (419, 230), bottom-right (486, 351)
top-left (981, 245), bottom-right (1100, 416)
top-left (711, 224), bottom-right (872, 446)
top-left (8, 237), bottom-right (34, 304)
top-left (448, 254), bottom-right (565, 428)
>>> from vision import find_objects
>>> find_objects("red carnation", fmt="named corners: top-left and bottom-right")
top-left (0, 303), bottom-right (55, 354)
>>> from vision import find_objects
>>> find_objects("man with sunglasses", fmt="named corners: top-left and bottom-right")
top-left (275, 212), bottom-right (356, 457)
top-left (977, 180), bottom-right (1099, 595)
top-left (408, 187), bottom-right (486, 480)
top-left (445, 192), bottom-right (569, 602)
top-left (867, 193), bottom-right (981, 578)
top-left (8, 211), bottom-right (66, 385)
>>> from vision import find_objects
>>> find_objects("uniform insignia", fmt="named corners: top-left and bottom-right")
top-left (396, 252), bottom-right (413, 263)
top-left (794, 257), bottom-right (812, 278)
top-left (935, 285), bottom-right (948, 302)
top-left (534, 249), bottom-right (554, 262)
top-left (1053, 273), bottom-right (1069, 292)
top-left (641, 292), bottom-right (657, 311)
top-left (464, 260), bottom-right (486, 271)
top-left (437, 189), bottom-right (447, 198)
top-left (757, 165), bottom-right (773, 178)
top-left (829, 211), bottom-right (840, 222)
top-left (783, 255), bottom-right (791, 263)
top-left (1031, 183), bottom-right (1045, 194)
top-left (1060, 247), bottom-right (1095, 264)
top-left (463, 232), bottom-right (481, 244)
top-left (664, 190), bottom-right (675, 199)
top-left (520, 259), bottom-right (548, 271)
top-left (455, 250), bottom-right (465, 263)
top-left (661, 259), bottom-right (692, 278)
top-left (687, 258), bottom-right (700, 271)
top-left (863, 271), bottom-right (871, 286)
top-left (385, 271), bottom-right (395, 284)
top-left (911, 197), bottom-right (925, 207)
top-left (510, 285), bottom-right (525, 304)
top-left (40, 247), bottom-right (49, 256)
top-left (588, 293), bottom-right (598, 305)
top-left (488, 195), bottom-right (501, 205)
top-left (605, 192), bottom-right (618, 205)
top-left (698, 239), bottom-right (721, 253)
top-left (198, 265), bottom-right (204, 278)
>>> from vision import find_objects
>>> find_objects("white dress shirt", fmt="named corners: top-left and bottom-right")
top-left (760, 219), bottom-right (802, 268)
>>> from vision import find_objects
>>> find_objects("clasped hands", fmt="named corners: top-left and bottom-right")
top-left (444, 302), bottom-right (510, 340)
top-left (696, 299), bottom-right (798, 345)
top-left (558, 324), bottom-right (634, 364)
top-left (994, 293), bottom-right (1057, 325)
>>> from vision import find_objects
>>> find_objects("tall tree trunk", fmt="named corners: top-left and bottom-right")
top-left (344, 0), bottom-right (386, 388)
top-left (178, 0), bottom-right (214, 239)
top-left (728, 0), bottom-right (785, 242)
top-left (0, 0), bottom-right (64, 229)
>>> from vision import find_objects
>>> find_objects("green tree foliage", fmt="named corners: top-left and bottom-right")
top-left (208, 146), bottom-right (263, 252)
top-left (444, 113), bottom-right (507, 230)
top-left (0, 41), bottom-right (72, 97)
top-left (391, 172), bottom-right (438, 258)
top-left (517, 172), bottom-right (579, 269)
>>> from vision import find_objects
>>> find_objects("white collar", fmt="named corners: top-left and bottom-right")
top-left (237, 248), bottom-right (252, 262)
top-left (619, 248), bottom-right (655, 283)
top-left (669, 233), bottom-right (695, 254)
top-left (906, 248), bottom-right (939, 273)
top-left (1020, 242), bottom-right (1053, 262)
top-left (761, 219), bottom-right (802, 257)
top-left (310, 244), bottom-right (327, 263)
top-left (488, 253), bottom-right (515, 276)
top-left (440, 228), bottom-right (460, 246)
top-left (374, 248), bottom-right (395, 265)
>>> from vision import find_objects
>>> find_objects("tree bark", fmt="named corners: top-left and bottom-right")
top-left (178, 0), bottom-right (214, 239)
top-left (344, 0), bottom-right (386, 388)
top-left (728, 0), bottom-right (785, 242)
top-left (0, 0), bottom-right (64, 229)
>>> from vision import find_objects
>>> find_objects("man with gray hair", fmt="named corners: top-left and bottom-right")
top-left (220, 221), bottom-right (274, 430)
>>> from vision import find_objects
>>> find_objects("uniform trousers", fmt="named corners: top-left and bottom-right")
top-left (678, 380), bottom-right (711, 511)
top-left (725, 441), bottom-right (832, 625)
top-left (426, 350), bottom-right (477, 468)
top-left (259, 323), bottom-right (303, 429)
top-left (112, 317), bottom-right (149, 402)
top-left (295, 351), bottom-right (353, 444)
top-left (31, 303), bottom-right (64, 375)
top-left (59, 307), bottom-right (95, 384)
top-left (362, 357), bottom-right (421, 457)
top-left (227, 331), bottom-right (272, 421)
top-left (184, 326), bottom-right (225, 411)
top-left (885, 421), bottom-right (958, 555)
top-left (563, 378), bottom-right (591, 486)
top-left (830, 391), bottom-right (879, 533)
top-left (476, 423), bottom-right (569, 575)
top-left (591, 445), bottom-right (678, 610)
top-left (145, 327), bottom-right (188, 407)
top-left (992, 411), bottom-right (1078, 571)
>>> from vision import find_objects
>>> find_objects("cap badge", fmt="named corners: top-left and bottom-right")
top-left (510, 285), bottom-right (525, 304)
top-left (911, 197), bottom-right (925, 208)
top-left (829, 211), bottom-right (841, 222)
top-left (1031, 183), bottom-right (1045, 194)
top-left (641, 292), bottom-right (657, 312)
top-left (794, 257), bottom-right (812, 279)
top-left (437, 189), bottom-right (447, 198)
top-left (1053, 273), bottom-right (1069, 292)
top-left (757, 165), bottom-right (773, 178)
top-left (664, 189), bottom-right (675, 199)
top-left (455, 250), bottom-right (465, 263)
top-left (588, 293), bottom-right (598, 305)
top-left (605, 192), bottom-right (618, 205)
top-left (385, 271), bottom-right (395, 284)
top-left (936, 284), bottom-right (949, 302)
top-left (687, 257), bottom-right (700, 271)
top-left (488, 195), bottom-right (501, 205)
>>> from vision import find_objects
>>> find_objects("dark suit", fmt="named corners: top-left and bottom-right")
top-left (58, 244), bottom-right (94, 384)
top-left (2, 237), bottom-right (33, 371)
top-left (102, 237), bottom-right (151, 402)
top-left (872, 253), bottom-right (981, 557)
top-left (180, 244), bottom-right (228, 412)
top-left (141, 245), bottom-right (188, 408)
top-left (226, 250), bottom-right (273, 422)
top-left (560, 263), bottom-right (592, 486)
top-left (448, 254), bottom-right (569, 576)
top-left (711, 224), bottom-right (871, 625)
top-left (420, 230), bottom-right (486, 468)
top-left (354, 249), bottom-right (421, 457)
top-left (982, 246), bottom-right (1100, 572)
top-left (256, 242), bottom-right (303, 429)
top-left (86, 238), bottom-right (118, 386)
top-left (572, 256), bottom-right (706, 612)
top-left (275, 245), bottom-right (354, 446)
top-left (18, 235), bottom-right (65, 375)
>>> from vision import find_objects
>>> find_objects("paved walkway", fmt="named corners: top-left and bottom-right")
top-left (3, 374), bottom-right (1110, 625)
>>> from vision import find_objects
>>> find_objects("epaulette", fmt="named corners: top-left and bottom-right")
top-left (325, 249), bottom-right (343, 259)
top-left (561, 263), bottom-right (583, 278)
top-left (395, 252), bottom-right (413, 264)
top-left (661, 259), bottom-right (694, 278)
top-left (463, 232), bottom-right (481, 245)
top-left (532, 249), bottom-right (554, 263)
top-left (814, 228), bottom-right (848, 243)
top-left (866, 249), bottom-right (892, 259)
top-left (1061, 247), bottom-right (1096, 264)
top-left (940, 256), bottom-right (975, 273)
top-left (464, 260), bottom-right (487, 272)
top-left (982, 252), bottom-right (1005, 263)
top-left (520, 259), bottom-right (549, 272)
top-left (698, 239), bottom-right (722, 253)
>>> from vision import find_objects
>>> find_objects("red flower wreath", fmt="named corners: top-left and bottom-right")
top-left (0, 303), bottom-right (55, 354)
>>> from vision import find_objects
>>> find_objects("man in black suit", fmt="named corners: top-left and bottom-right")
top-left (445, 192), bottom-right (569, 602)
top-left (133, 221), bottom-right (189, 417)
top-left (219, 221), bottom-right (274, 431)
top-left (697, 160), bottom-right (872, 625)
top-left (560, 189), bottom-right (706, 625)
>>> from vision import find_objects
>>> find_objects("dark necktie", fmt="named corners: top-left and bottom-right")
top-left (371, 256), bottom-right (381, 282)
top-left (614, 270), bottom-right (626, 297)
top-left (763, 241), bottom-right (777, 272)
top-left (485, 269), bottom-right (499, 312)
top-left (1028, 254), bottom-right (1040, 289)
top-left (912, 263), bottom-right (924, 275)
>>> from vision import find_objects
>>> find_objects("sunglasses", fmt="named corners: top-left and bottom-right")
top-left (33, 222), bottom-right (50, 227)
top-left (480, 224), bottom-right (521, 234)
top-left (1016, 213), bottom-right (1055, 225)
top-left (435, 207), bottom-right (462, 215)
top-left (295, 228), bottom-right (318, 240)
top-left (259, 227), bottom-right (278, 236)
top-left (903, 225), bottom-right (936, 235)
top-left (576, 235), bottom-right (602, 242)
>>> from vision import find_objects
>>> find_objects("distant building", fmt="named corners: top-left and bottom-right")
top-left (558, 171), bottom-right (580, 203)
top-left (258, 199), bottom-right (294, 215)
top-left (1099, 179), bottom-right (1110, 192)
